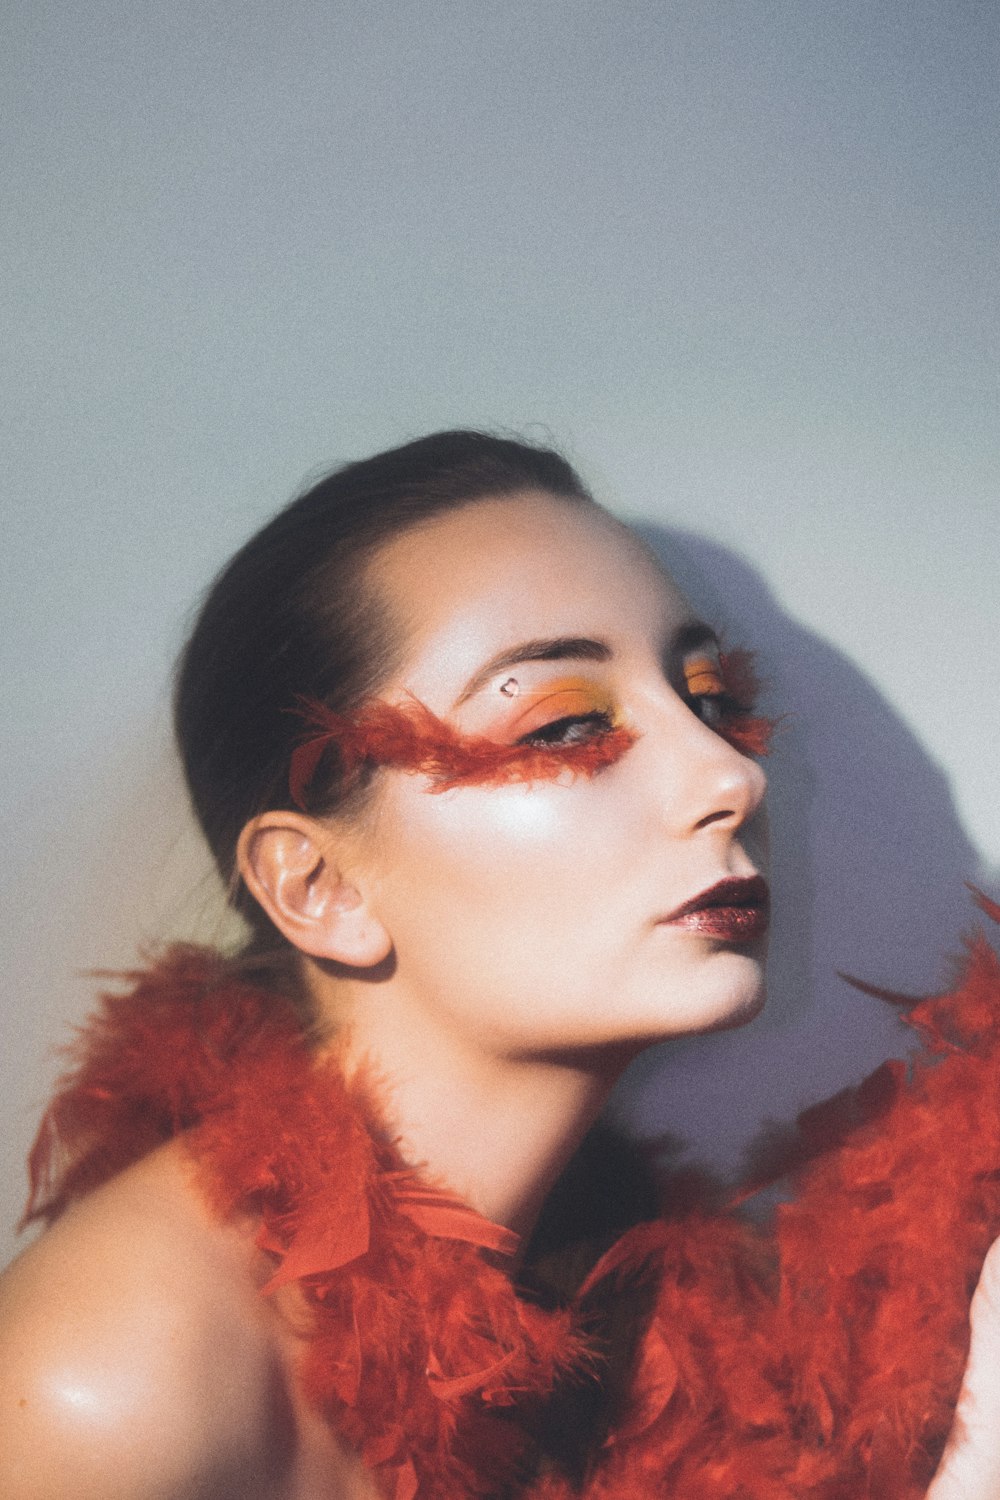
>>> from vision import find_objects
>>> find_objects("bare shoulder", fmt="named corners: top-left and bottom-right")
top-left (0, 1143), bottom-right (291, 1500)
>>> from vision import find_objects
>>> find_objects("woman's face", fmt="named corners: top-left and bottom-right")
top-left (345, 491), bottom-right (768, 1061)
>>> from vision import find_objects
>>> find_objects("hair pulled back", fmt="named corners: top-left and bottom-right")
top-left (174, 430), bottom-right (594, 935)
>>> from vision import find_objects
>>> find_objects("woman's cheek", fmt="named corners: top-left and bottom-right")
top-left (382, 774), bottom-right (628, 901)
top-left (405, 782), bottom-right (577, 875)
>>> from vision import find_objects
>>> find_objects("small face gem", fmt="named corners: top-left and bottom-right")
top-left (499, 677), bottom-right (520, 698)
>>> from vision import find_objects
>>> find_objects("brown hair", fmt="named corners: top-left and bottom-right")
top-left (173, 429), bottom-right (595, 939)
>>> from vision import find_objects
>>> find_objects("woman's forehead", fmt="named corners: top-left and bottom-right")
top-left (369, 492), bottom-right (695, 693)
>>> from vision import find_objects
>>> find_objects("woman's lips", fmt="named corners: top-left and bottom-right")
top-left (660, 875), bottom-right (770, 944)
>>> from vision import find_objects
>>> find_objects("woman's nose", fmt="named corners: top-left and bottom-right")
top-left (653, 703), bottom-right (768, 838)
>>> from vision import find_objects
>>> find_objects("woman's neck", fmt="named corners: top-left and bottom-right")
top-left (309, 970), bottom-right (632, 1243)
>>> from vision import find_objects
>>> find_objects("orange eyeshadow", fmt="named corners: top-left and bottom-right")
top-left (503, 676), bottom-right (617, 738)
top-left (683, 654), bottom-right (726, 697)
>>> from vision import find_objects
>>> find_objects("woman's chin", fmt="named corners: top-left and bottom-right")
top-left (650, 953), bottom-right (767, 1040)
top-left (701, 977), bottom-right (767, 1034)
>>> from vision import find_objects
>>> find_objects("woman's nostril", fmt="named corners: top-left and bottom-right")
top-left (695, 806), bottom-right (741, 831)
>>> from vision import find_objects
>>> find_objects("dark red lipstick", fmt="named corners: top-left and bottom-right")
top-left (661, 875), bottom-right (770, 943)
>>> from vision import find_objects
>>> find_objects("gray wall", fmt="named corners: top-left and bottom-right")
top-left (4, 0), bottom-right (998, 1266)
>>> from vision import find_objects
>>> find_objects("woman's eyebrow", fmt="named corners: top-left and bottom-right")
top-left (454, 637), bottom-right (613, 706)
top-left (674, 621), bottom-right (722, 654)
top-left (453, 620), bottom-right (719, 707)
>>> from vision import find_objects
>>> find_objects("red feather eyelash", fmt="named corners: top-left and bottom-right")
top-left (717, 648), bottom-right (778, 758)
top-left (287, 649), bottom-right (777, 809)
top-left (288, 698), bottom-right (637, 808)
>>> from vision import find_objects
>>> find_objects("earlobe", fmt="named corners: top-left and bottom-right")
top-left (236, 814), bottom-right (392, 967)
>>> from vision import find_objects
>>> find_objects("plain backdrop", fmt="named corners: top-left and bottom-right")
top-left (3, 0), bottom-right (998, 1268)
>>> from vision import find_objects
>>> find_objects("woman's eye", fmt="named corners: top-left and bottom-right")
top-left (516, 711), bottom-right (616, 747)
top-left (687, 690), bottom-right (740, 730)
top-left (680, 646), bottom-right (774, 758)
top-left (679, 652), bottom-right (742, 732)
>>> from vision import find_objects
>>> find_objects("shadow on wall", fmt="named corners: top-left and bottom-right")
top-left (612, 524), bottom-right (997, 1182)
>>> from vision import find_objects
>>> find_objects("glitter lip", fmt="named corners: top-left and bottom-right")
top-left (660, 876), bottom-right (770, 944)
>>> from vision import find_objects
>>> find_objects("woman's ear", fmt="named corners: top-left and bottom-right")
top-left (236, 811), bottom-right (392, 966)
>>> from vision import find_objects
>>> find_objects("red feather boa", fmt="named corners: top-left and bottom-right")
top-left (24, 899), bottom-right (1000, 1498)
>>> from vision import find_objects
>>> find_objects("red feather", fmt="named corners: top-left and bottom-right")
top-left (22, 901), bottom-right (1000, 1497)
top-left (287, 644), bottom-right (775, 812)
top-left (288, 696), bottom-right (637, 808)
top-left (718, 647), bottom-right (779, 757)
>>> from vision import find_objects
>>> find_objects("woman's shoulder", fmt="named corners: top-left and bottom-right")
top-left (0, 1141), bottom-right (292, 1499)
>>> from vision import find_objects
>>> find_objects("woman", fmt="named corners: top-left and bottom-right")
top-left (1, 430), bottom-right (998, 1498)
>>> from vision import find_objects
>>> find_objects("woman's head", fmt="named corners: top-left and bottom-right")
top-left (176, 431), bottom-right (768, 1058)
top-left (174, 430), bottom-right (595, 933)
